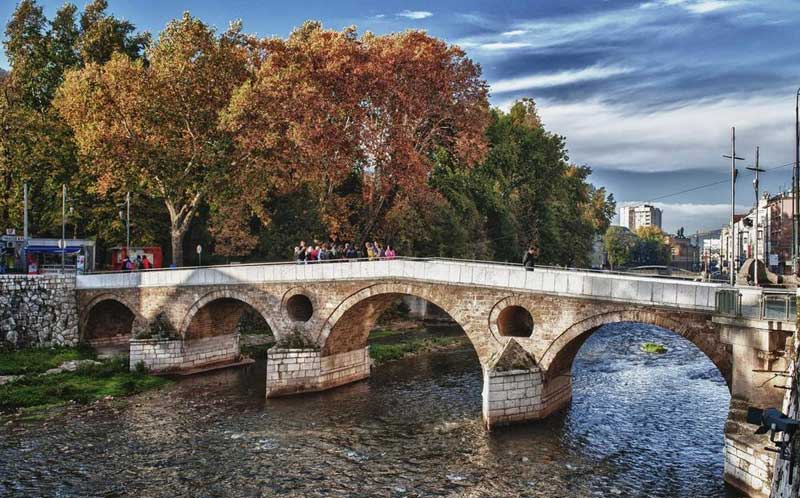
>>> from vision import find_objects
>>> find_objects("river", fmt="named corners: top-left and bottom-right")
top-left (0, 322), bottom-right (739, 498)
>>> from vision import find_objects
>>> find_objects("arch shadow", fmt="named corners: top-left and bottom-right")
top-left (179, 289), bottom-right (280, 341)
top-left (317, 282), bottom-right (486, 361)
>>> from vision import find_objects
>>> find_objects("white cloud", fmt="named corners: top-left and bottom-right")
top-left (531, 93), bottom-right (795, 174)
top-left (501, 29), bottom-right (527, 36)
top-left (478, 42), bottom-right (532, 51)
top-left (397, 10), bottom-right (433, 19)
top-left (641, 0), bottom-right (743, 14)
top-left (490, 65), bottom-right (632, 94)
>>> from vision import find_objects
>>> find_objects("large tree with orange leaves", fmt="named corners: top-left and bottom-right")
top-left (55, 13), bottom-right (250, 265)
top-left (221, 22), bottom-right (489, 245)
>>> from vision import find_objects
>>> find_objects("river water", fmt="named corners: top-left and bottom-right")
top-left (0, 323), bottom-right (739, 498)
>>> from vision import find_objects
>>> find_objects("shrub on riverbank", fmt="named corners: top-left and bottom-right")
top-left (0, 350), bottom-right (169, 412)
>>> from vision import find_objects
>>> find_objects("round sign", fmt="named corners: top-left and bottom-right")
top-left (57, 239), bottom-right (66, 249)
top-left (196, 244), bottom-right (203, 254)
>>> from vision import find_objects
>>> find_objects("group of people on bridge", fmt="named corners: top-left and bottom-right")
top-left (293, 239), bottom-right (396, 263)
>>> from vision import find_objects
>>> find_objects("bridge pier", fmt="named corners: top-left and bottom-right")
top-left (265, 347), bottom-right (371, 397)
top-left (715, 314), bottom-right (794, 498)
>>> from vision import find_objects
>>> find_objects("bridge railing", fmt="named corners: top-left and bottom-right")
top-left (80, 256), bottom-right (726, 283)
top-left (714, 288), bottom-right (797, 321)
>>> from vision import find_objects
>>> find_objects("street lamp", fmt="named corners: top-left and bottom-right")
top-left (117, 192), bottom-right (130, 253)
top-left (60, 185), bottom-right (76, 273)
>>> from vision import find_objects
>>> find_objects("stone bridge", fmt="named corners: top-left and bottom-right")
top-left (75, 258), bottom-right (795, 498)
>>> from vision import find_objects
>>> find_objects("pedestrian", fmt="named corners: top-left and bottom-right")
top-left (523, 246), bottom-right (537, 271)
top-left (135, 255), bottom-right (143, 270)
top-left (365, 242), bottom-right (374, 260)
top-left (122, 256), bottom-right (134, 272)
top-left (345, 243), bottom-right (357, 259)
top-left (385, 245), bottom-right (396, 259)
top-left (142, 255), bottom-right (152, 270)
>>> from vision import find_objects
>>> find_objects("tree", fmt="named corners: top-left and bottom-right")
top-left (77, 0), bottom-right (149, 65)
top-left (56, 13), bottom-right (250, 265)
top-left (633, 226), bottom-right (671, 266)
top-left (604, 226), bottom-right (636, 270)
top-left (221, 22), bottom-right (490, 247)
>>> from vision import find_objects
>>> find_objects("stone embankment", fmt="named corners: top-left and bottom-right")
top-left (768, 290), bottom-right (800, 497)
top-left (0, 274), bottom-right (79, 349)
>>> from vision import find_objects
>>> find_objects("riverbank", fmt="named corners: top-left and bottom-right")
top-left (0, 347), bottom-right (169, 414)
top-left (368, 323), bottom-right (467, 364)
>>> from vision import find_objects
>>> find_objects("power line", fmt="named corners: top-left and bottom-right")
top-left (645, 160), bottom-right (794, 203)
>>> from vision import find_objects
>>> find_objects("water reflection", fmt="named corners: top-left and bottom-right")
top-left (0, 323), bottom-right (740, 497)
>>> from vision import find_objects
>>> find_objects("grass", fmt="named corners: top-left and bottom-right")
top-left (0, 351), bottom-right (169, 412)
top-left (369, 337), bottom-right (462, 365)
top-left (0, 344), bottom-right (96, 375)
top-left (641, 342), bottom-right (668, 354)
top-left (241, 342), bottom-right (273, 357)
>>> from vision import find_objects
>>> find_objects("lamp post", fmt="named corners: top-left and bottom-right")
top-left (748, 147), bottom-right (765, 287)
top-left (61, 184), bottom-right (66, 272)
top-left (118, 192), bottom-right (130, 254)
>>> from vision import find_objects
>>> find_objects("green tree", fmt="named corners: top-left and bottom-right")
top-left (604, 226), bottom-right (636, 270)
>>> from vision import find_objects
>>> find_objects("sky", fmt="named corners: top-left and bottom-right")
top-left (1, 0), bottom-right (799, 233)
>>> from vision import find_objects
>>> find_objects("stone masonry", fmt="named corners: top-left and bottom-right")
top-left (266, 347), bottom-right (370, 397)
top-left (75, 259), bottom-right (793, 498)
top-left (0, 274), bottom-right (79, 348)
top-left (130, 334), bottom-right (240, 372)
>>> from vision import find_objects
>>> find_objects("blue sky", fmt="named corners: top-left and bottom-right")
top-left (2, 0), bottom-right (799, 233)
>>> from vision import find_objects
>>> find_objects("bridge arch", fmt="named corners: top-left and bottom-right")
top-left (180, 289), bottom-right (279, 341)
top-left (539, 308), bottom-right (732, 388)
top-left (317, 282), bottom-right (490, 362)
top-left (80, 293), bottom-right (145, 347)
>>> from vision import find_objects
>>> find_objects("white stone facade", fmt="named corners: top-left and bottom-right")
top-left (130, 334), bottom-right (240, 372)
top-left (266, 347), bottom-right (370, 397)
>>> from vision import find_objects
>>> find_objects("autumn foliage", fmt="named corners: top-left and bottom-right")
top-left (2, 3), bottom-right (615, 267)
top-left (219, 22), bottom-right (489, 248)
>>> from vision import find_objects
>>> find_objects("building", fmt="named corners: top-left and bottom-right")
top-left (719, 191), bottom-right (796, 276)
top-left (667, 233), bottom-right (700, 271)
top-left (620, 204), bottom-right (663, 231)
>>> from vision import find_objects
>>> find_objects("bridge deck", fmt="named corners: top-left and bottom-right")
top-left (76, 259), bottom-right (724, 312)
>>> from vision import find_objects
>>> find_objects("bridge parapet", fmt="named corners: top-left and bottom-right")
top-left (76, 258), bottom-right (724, 312)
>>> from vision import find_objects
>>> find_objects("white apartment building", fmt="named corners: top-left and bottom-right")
top-left (619, 204), bottom-right (663, 231)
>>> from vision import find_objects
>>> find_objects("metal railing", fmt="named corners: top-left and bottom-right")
top-left (714, 288), bottom-right (796, 321)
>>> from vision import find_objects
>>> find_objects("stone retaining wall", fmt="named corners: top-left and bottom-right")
top-left (0, 274), bottom-right (79, 348)
top-left (724, 433), bottom-right (772, 498)
top-left (130, 334), bottom-right (239, 372)
top-left (768, 291), bottom-right (800, 498)
top-left (266, 347), bottom-right (370, 397)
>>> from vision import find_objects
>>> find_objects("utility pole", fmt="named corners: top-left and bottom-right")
top-left (795, 87), bottom-right (800, 275)
top-left (724, 127), bottom-right (745, 286)
top-left (748, 147), bottom-right (765, 287)
top-left (61, 184), bottom-right (66, 273)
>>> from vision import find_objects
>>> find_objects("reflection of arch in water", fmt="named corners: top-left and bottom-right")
top-left (539, 309), bottom-right (732, 389)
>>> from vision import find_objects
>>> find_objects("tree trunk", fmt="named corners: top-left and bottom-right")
top-left (171, 227), bottom-right (184, 267)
